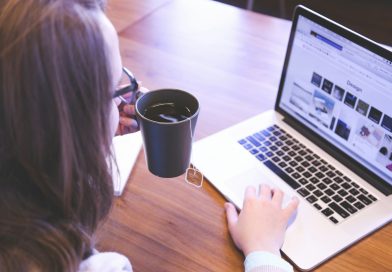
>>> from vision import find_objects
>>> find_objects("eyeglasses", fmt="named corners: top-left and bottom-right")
top-left (112, 67), bottom-right (140, 104)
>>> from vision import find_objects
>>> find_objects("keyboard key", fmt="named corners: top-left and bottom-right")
top-left (276, 150), bottom-right (284, 156)
top-left (343, 176), bottom-right (351, 182)
top-left (298, 150), bottom-right (307, 156)
top-left (345, 195), bottom-right (356, 203)
top-left (265, 151), bottom-right (274, 157)
top-left (315, 172), bottom-right (325, 179)
top-left (263, 160), bottom-right (300, 189)
top-left (358, 194), bottom-right (372, 205)
top-left (329, 202), bottom-right (350, 218)
top-left (305, 155), bottom-right (314, 161)
top-left (328, 165), bottom-right (336, 170)
top-left (270, 136), bottom-right (277, 142)
top-left (288, 151), bottom-right (296, 157)
top-left (308, 166), bottom-right (318, 173)
top-left (368, 194), bottom-right (377, 202)
top-left (341, 182), bottom-right (352, 190)
top-left (238, 139), bottom-right (247, 145)
top-left (329, 216), bottom-right (339, 224)
top-left (319, 166), bottom-right (329, 172)
top-left (314, 189), bottom-right (323, 197)
top-left (244, 143), bottom-right (253, 150)
top-left (306, 184), bottom-right (316, 191)
top-left (270, 146), bottom-right (278, 151)
top-left (330, 183), bottom-right (340, 190)
top-left (285, 167), bottom-right (294, 174)
top-left (335, 170), bottom-right (343, 176)
top-left (282, 146), bottom-right (290, 152)
top-left (325, 189), bottom-right (335, 196)
top-left (322, 177), bottom-right (333, 185)
top-left (296, 166), bottom-right (305, 172)
top-left (338, 189), bottom-right (348, 197)
top-left (256, 154), bottom-right (267, 161)
top-left (326, 171), bottom-right (336, 178)
top-left (264, 141), bottom-right (272, 146)
top-left (320, 159), bottom-right (327, 164)
top-left (250, 149), bottom-right (258, 155)
top-left (334, 177), bottom-right (344, 184)
top-left (298, 178), bottom-right (308, 185)
top-left (282, 155), bottom-right (291, 161)
top-left (286, 140), bottom-right (294, 146)
top-left (317, 183), bottom-right (327, 190)
top-left (302, 171), bottom-right (312, 178)
top-left (273, 131), bottom-right (281, 136)
top-left (349, 188), bottom-right (359, 196)
top-left (354, 201), bottom-right (365, 210)
top-left (297, 188), bottom-right (310, 197)
top-left (309, 177), bottom-right (319, 184)
top-left (246, 136), bottom-right (261, 147)
top-left (259, 146), bottom-right (268, 152)
top-left (321, 196), bottom-right (332, 204)
top-left (253, 133), bottom-right (265, 142)
top-left (312, 160), bottom-right (322, 167)
top-left (292, 172), bottom-right (301, 179)
top-left (314, 203), bottom-right (322, 210)
top-left (279, 135), bottom-right (288, 141)
top-left (294, 155), bottom-right (304, 162)
top-left (322, 207), bottom-right (334, 217)
top-left (278, 161), bottom-right (287, 168)
top-left (292, 145), bottom-right (300, 151)
top-left (306, 195), bottom-right (318, 203)
top-left (261, 130), bottom-right (271, 137)
top-left (301, 161), bottom-right (311, 167)
top-left (332, 195), bottom-right (343, 202)
top-left (271, 156), bottom-right (280, 163)
top-left (289, 161), bottom-right (298, 167)
top-left (351, 182), bottom-right (360, 188)
top-left (341, 201), bottom-right (358, 214)
top-left (360, 188), bottom-right (368, 194)
top-left (267, 126), bottom-right (275, 132)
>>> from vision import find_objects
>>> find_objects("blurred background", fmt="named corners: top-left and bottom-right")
top-left (213, 0), bottom-right (392, 45)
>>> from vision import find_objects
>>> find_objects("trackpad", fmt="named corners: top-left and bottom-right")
top-left (221, 166), bottom-right (297, 225)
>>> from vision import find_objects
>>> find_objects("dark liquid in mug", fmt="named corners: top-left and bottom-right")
top-left (143, 102), bottom-right (192, 123)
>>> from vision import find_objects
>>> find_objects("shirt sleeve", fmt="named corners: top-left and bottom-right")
top-left (78, 252), bottom-right (132, 272)
top-left (244, 251), bottom-right (293, 272)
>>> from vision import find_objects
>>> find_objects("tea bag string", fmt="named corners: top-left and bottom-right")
top-left (185, 116), bottom-right (203, 188)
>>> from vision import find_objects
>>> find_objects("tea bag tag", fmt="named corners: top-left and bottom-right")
top-left (185, 165), bottom-right (203, 188)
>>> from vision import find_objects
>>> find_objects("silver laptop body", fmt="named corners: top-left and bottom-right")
top-left (192, 6), bottom-right (392, 271)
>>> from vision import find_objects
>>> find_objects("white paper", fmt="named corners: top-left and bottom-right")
top-left (110, 132), bottom-right (143, 196)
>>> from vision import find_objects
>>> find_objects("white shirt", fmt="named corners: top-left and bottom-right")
top-left (78, 251), bottom-right (293, 272)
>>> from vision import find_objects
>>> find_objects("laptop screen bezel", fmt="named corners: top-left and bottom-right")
top-left (274, 5), bottom-right (392, 195)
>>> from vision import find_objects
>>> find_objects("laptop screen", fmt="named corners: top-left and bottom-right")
top-left (278, 13), bottom-right (392, 187)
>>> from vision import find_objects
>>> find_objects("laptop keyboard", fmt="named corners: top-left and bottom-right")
top-left (238, 124), bottom-right (378, 224)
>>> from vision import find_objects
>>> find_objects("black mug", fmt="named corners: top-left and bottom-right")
top-left (135, 89), bottom-right (200, 178)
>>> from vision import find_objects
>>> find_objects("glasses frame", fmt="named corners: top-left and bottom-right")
top-left (112, 67), bottom-right (139, 104)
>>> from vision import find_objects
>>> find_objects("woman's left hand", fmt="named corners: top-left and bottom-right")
top-left (116, 86), bottom-right (149, 135)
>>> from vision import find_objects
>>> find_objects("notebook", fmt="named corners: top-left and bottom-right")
top-left (111, 132), bottom-right (142, 196)
top-left (192, 5), bottom-right (392, 270)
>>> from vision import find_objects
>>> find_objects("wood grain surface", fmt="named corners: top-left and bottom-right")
top-left (97, 0), bottom-right (392, 271)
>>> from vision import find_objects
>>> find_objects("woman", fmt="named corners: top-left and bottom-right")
top-left (0, 0), bottom-right (298, 271)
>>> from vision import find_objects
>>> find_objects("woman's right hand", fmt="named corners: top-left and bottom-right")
top-left (224, 184), bottom-right (299, 256)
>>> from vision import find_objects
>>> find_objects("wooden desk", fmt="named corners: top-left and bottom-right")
top-left (98, 0), bottom-right (392, 271)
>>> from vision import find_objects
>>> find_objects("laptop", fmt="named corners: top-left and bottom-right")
top-left (192, 5), bottom-right (392, 271)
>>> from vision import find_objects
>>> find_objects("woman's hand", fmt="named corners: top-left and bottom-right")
top-left (116, 86), bottom-right (149, 135)
top-left (225, 184), bottom-right (299, 256)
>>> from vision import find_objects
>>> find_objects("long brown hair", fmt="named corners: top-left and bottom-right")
top-left (0, 0), bottom-right (114, 270)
